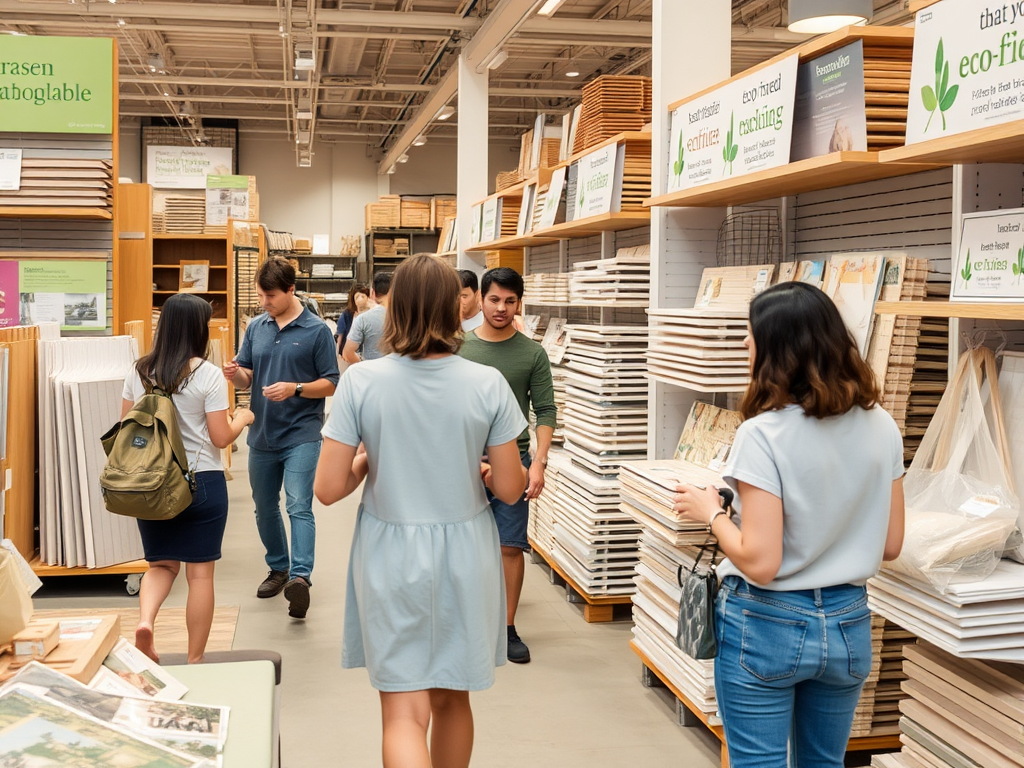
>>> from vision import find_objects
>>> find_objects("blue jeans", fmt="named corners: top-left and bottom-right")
top-left (249, 440), bottom-right (321, 583)
top-left (714, 576), bottom-right (871, 768)
top-left (486, 452), bottom-right (532, 550)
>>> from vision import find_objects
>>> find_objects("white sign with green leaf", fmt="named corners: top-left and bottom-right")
top-left (906, 0), bottom-right (1024, 144)
top-left (574, 142), bottom-right (625, 219)
top-left (667, 54), bottom-right (799, 193)
top-left (953, 207), bottom-right (1024, 302)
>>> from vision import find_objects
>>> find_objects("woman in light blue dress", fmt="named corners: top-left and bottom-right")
top-left (315, 253), bottom-right (528, 768)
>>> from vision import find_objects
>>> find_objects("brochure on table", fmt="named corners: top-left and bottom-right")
top-left (791, 41), bottom-right (868, 162)
top-left (906, 0), bottom-right (1024, 144)
top-left (205, 174), bottom-right (249, 227)
top-left (953, 207), bottom-right (1024, 302)
top-left (1, 259), bottom-right (107, 330)
top-left (573, 142), bottom-right (625, 219)
top-left (667, 54), bottom-right (799, 192)
top-left (147, 146), bottom-right (233, 189)
top-left (0, 150), bottom-right (21, 191)
top-left (0, 36), bottom-right (114, 134)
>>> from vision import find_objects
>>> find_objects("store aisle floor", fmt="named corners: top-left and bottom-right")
top-left (36, 440), bottom-right (721, 768)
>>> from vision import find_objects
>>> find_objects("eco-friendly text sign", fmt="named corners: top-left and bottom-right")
top-left (791, 41), bottom-right (868, 162)
top-left (573, 142), bottom-right (625, 219)
top-left (146, 146), bottom-right (234, 189)
top-left (907, 0), bottom-right (1024, 144)
top-left (953, 207), bottom-right (1024, 301)
top-left (667, 54), bottom-right (799, 192)
top-left (0, 37), bottom-right (114, 134)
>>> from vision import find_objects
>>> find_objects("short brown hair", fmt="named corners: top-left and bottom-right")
top-left (256, 257), bottom-right (295, 292)
top-left (381, 253), bottom-right (462, 359)
top-left (740, 282), bottom-right (880, 420)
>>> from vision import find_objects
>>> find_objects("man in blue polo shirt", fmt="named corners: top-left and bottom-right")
top-left (224, 257), bottom-right (339, 619)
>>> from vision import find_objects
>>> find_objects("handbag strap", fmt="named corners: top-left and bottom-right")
top-left (677, 538), bottom-right (722, 587)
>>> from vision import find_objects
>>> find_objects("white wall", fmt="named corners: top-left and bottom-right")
top-left (118, 125), bottom-right (142, 183)
top-left (390, 141), bottom-right (521, 197)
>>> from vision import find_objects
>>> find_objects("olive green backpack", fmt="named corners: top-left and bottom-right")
top-left (99, 387), bottom-right (196, 521)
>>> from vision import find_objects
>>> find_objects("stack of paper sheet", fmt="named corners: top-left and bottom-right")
top-left (569, 247), bottom-right (650, 305)
top-left (868, 563), bottom-right (1024, 662)
top-left (528, 451), bottom-right (561, 557)
top-left (38, 334), bottom-right (142, 568)
top-left (871, 641), bottom-right (1024, 768)
top-left (523, 273), bottom-right (570, 304)
top-left (646, 309), bottom-right (750, 392)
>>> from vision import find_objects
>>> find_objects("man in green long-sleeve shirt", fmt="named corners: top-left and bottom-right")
top-left (459, 267), bottom-right (557, 664)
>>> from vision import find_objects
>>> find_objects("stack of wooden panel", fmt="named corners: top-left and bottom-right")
top-left (572, 75), bottom-right (652, 154)
top-left (365, 195), bottom-right (401, 229)
top-left (862, 40), bottom-right (913, 152)
top-left (530, 450), bottom-right (565, 559)
top-left (495, 170), bottom-right (521, 191)
top-left (0, 158), bottom-right (113, 211)
top-left (523, 273), bottom-right (570, 303)
top-left (162, 196), bottom-right (206, 234)
top-left (646, 310), bottom-right (750, 392)
top-left (373, 238), bottom-right (397, 257)
top-left (872, 620), bottom-right (914, 736)
top-left (871, 642), bottom-right (1024, 768)
top-left (151, 212), bottom-right (166, 233)
top-left (485, 250), bottom-right (524, 271)
top-left (902, 281), bottom-right (948, 462)
top-left (850, 613), bottom-right (887, 737)
top-left (433, 196), bottom-right (458, 226)
top-left (400, 196), bottom-right (432, 229)
top-left (619, 135), bottom-right (653, 212)
top-left (569, 246), bottom-right (650, 304)
top-left (394, 236), bottom-right (410, 255)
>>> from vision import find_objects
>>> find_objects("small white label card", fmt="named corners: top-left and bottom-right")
top-left (0, 149), bottom-right (22, 191)
top-left (954, 207), bottom-right (1024, 302)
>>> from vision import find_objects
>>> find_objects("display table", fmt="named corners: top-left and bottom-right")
top-left (166, 660), bottom-right (275, 768)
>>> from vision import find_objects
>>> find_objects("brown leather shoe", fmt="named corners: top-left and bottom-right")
top-left (257, 570), bottom-right (289, 599)
top-left (284, 577), bottom-right (311, 619)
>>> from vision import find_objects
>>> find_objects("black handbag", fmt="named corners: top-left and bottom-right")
top-left (675, 540), bottom-right (721, 660)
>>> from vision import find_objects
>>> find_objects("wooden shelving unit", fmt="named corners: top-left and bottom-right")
top-left (151, 235), bottom-right (233, 339)
top-left (366, 228), bottom-right (440, 275)
top-left (880, 121), bottom-right (1024, 166)
top-left (875, 301), bottom-right (1024, 321)
top-left (0, 206), bottom-right (113, 220)
top-left (30, 558), bottom-right (148, 577)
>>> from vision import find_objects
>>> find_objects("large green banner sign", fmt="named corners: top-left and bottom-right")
top-left (0, 36), bottom-right (114, 134)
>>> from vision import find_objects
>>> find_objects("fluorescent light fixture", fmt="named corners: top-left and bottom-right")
top-left (435, 105), bottom-right (455, 121)
top-left (398, 153), bottom-right (410, 164)
top-left (536, 0), bottom-right (567, 17)
top-left (387, 165), bottom-right (397, 175)
top-left (294, 48), bottom-right (315, 71)
top-left (412, 135), bottom-right (427, 147)
top-left (487, 50), bottom-right (509, 71)
top-left (787, 0), bottom-right (871, 33)
top-left (566, 70), bottom-right (580, 77)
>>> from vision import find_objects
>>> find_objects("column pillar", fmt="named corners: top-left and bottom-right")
top-left (457, 54), bottom-right (488, 271)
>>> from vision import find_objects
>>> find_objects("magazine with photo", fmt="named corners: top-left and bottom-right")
top-left (0, 686), bottom-right (202, 768)
top-left (5, 662), bottom-right (227, 764)
top-left (92, 638), bottom-right (189, 701)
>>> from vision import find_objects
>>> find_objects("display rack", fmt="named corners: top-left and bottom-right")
top-left (365, 228), bottom-right (440, 276)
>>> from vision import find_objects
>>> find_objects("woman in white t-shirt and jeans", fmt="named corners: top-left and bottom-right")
top-left (673, 282), bottom-right (906, 767)
top-left (121, 293), bottom-right (254, 664)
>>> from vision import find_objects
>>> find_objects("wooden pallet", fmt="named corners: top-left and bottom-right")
top-left (529, 537), bottom-right (632, 622)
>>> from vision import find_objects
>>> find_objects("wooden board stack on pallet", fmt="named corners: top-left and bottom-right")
top-left (862, 40), bottom-right (913, 151)
top-left (400, 196), bottom-right (432, 229)
top-left (572, 76), bottom-right (652, 155)
top-left (432, 196), bottom-right (457, 229)
top-left (0, 158), bottom-right (113, 211)
top-left (871, 641), bottom-right (1024, 768)
top-left (365, 195), bottom-right (402, 230)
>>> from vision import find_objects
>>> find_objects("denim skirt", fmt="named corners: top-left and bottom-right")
top-left (137, 471), bottom-right (228, 563)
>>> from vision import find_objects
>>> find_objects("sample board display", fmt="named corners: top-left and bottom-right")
top-left (572, 142), bottom-right (625, 219)
top-left (906, 0), bottom-right (1024, 144)
top-left (0, 259), bottom-right (107, 331)
top-left (953, 207), bottom-right (1024, 301)
top-left (791, 40), bottom-right (868, 161)
top-left (204, 174), bottom-right (249, 227)
top-left (667, 54), bottom-right (799, 192)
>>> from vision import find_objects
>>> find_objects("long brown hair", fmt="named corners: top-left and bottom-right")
top-left (740, 282), bottom-right (880, 420)
top-left (381, 253), bottom-right (462, 359)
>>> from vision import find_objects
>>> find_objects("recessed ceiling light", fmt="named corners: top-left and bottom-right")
top-left (566, 70), bottom-right (580, 78)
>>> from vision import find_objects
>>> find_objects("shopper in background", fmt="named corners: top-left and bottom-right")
top-left (458, 266), bottom-right (557, 664)
top-left (315, 253), bottom-right (527, 768)
top-left (458, 269), bottom-right (484, 332)
top-left (123, 293), bottom-right (254, 664)
top-left (343, 271), bottom-right (392, 364)
top-left (223, 257), bottom-right (340, 620)
top-left (336, 283), bottom-right (370, 358)
top-left (672, 282), bottom-right (906, 768)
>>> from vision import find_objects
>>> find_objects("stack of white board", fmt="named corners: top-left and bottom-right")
top-left (523, 273), bottom-right (570, 304)
top-left (871, 641), bottom-right (1024, 768)
top-left (529, 450), bottom-right (564, 559)
top-left (38, 333), bottom-right (142, 568)
top-left (569, 248), bottom-right (650, 305)
top-left (646, 309), bottom-right (750, 393)
top-left (868, 563), bottom-right (1024, 662)
top-left (619, 460), bottom-right (723, 546)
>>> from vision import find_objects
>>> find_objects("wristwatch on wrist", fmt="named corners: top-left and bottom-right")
top-left (295, 382), bottom-right (304, 397)
top-left (708, 506), bottom-right (730, 533)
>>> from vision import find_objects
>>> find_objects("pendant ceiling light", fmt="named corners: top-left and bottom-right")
top-left (788, 0), bottom-right (872, 34)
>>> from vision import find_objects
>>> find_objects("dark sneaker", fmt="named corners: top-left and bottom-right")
top-left (284, 577), bottom-right (311, 619)
top-left (507, 625), bottom-right (531, 664)
top-left (256, 570), bottom-right (289, 599)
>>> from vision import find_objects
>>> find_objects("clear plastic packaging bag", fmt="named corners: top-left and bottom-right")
top-left (884, 346), bottom-right (1019, 592)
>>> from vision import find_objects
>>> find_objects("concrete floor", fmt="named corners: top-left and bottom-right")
top-left (35, 440), bottom-right (722, 768)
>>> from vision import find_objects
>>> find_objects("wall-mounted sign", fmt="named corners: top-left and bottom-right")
top-left (0, 150), bottom-right (22, 192)
top-left (791, 41), bottom-right (868, 162)
top-left (574, 142), bottom-right (625, 219)
top-left (146, 146), bottom-right (233, 189)
top-left (0, 37), bottom-right (114, 134)
top-left (205, 174), bottom-right (249, 227)
top-left (668, 54), bottom-right (799, 192)
top-left (953, 207), bottom-right (1024, 302)
top-left (10, 259), bottom-right (107, 330)
top-left (481, 197), bottom-right (500, 243)
top-left (906, 0), bottom-right (1024, 144)
top-left (537, 167), bottom-right (567, 230)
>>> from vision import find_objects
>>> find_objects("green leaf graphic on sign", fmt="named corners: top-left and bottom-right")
top-left (923, 38), bottom-right (958, 132)
top-left (723, 111), bottom-right (738, 176)
top-left (960, 250), bottom-right (972, 285)
top-left (672, 132), bottom-right (685, 181)
top-left (1014, 246), bottom-right (1024, 284)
